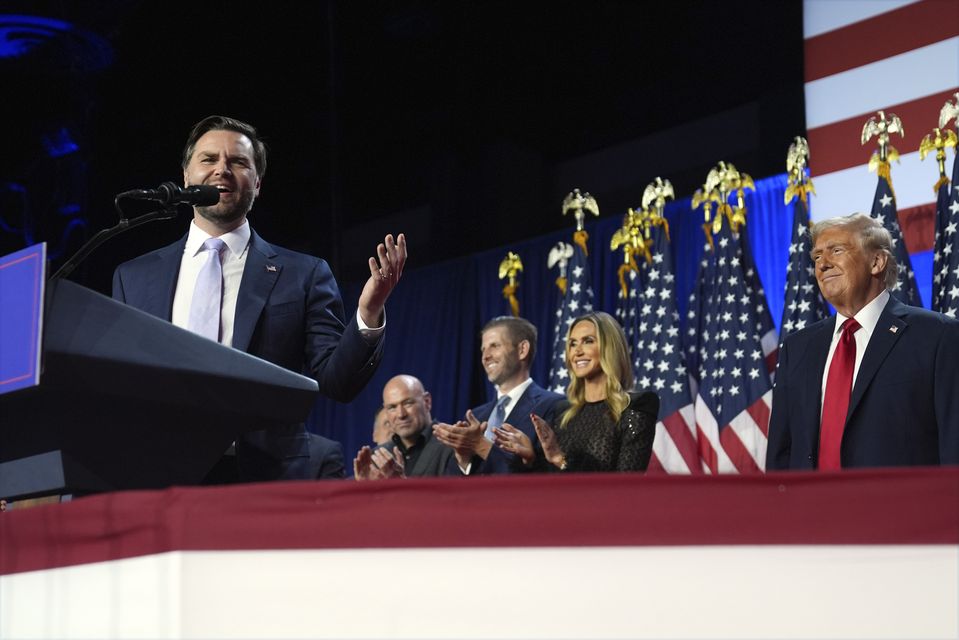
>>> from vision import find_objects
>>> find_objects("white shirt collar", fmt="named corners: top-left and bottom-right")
top-left (185, 219), bottom-right (251, 259)
top-left (497, 377), bottom-right (534, 408)
top-left (834, 289), bottom-right (889, 339)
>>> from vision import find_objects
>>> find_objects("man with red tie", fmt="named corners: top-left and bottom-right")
top-left (766, 213), bottom-right (959, 470)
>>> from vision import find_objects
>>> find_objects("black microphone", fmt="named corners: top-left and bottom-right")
top-left (118, 182), bottom-right (220, 206)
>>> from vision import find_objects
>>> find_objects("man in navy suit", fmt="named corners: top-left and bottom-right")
top-left (434, 316), bottom-right (563, 474)
top-left (113, 115), bottom-right (406, 482)
top-left (767, 213), bottom-right (959, 470)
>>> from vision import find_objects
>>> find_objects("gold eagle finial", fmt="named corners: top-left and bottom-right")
top-left (641, 177), bottom-right (675, 214)
top-left (562, 188), bottom-right (599, 232)
top-left (862, 109), bottom-right (905, 170)
top-left (938, 92), bottom-right (959, 130)
top-left (547, 242), bottom-right (574, 295)
top-left (694, 161), bottom-right (754, 243)
top-left (498, 251), bottom-right (523, 317)
top-left (785, 136), bottom-right (816, 205)
top-left (919, 127), bottom-right (957, 193)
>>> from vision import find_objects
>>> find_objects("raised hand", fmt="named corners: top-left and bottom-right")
top-left (358, 233), bottom-right (407, 327)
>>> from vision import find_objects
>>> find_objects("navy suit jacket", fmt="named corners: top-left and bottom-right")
top-left (469, 381), bottom-right (564, 474)
top-left (112, 229), bottom-right (382, 482)
top-left (767, 296), bottom-right (959, 470)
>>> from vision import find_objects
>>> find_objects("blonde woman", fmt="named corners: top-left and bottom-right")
top-left (495, 311), bottom-right (658, 472)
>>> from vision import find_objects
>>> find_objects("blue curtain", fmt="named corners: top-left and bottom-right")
top-left (307, 172), bottom-right (932, 468)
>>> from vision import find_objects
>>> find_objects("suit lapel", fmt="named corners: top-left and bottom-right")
top-left (807, 320), bottom-right (834, 405)
top-left (510, 382), bottom-right (540, 420)
top-left (143, 239), bottom-right (186, 320)
top-left (232, 231), bottom-right (281, 353)
top-left (797, 318), bottom-right (834, 452)
top-left (847, 297), bottom-right (906, 422)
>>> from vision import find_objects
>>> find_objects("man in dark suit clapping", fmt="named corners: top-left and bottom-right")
top-left (434, 316), bottom-right (564, 474)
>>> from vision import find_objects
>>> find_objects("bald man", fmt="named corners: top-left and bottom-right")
top-left (353, 375), bottom-right (455, 480)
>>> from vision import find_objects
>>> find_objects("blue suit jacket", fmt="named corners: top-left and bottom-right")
top-left (112, 230), bottom-right (382, 482)
top-left (767, 296), bottom-right (959, 470)
top-left (469, 381), bottom-right (564, 474)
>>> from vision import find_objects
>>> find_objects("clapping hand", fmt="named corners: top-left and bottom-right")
top-left (433, 410), bottom-right (492, 470)
top-left (530, 413), bottom-right (566, 469)
top-left (492, 423), bottom-right (535, 464)
top-left (353, 445), bottom-right (406, 481)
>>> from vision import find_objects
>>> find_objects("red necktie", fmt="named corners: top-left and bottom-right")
top-left (818, 318), bottom-right (861, 470)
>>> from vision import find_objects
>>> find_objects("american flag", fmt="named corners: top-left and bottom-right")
top-left (779, 197), bottom-right (828, 342)
top-left (617, 225), bottom-right (698, 474)
top-left (933, 146), bottom-right (959, 317)
top-left (548, 232), bottom-right (594, 393)
top-left (870, 171), bottom-right (923, 307)
top-left (685, 221), bottom-right (777, 473)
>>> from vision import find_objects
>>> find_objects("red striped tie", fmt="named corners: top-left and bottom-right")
top-left (818, 318), bottom-right (861, 470)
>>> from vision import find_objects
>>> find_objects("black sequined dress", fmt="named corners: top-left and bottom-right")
top-left (555, 390), bottom-right (658, 472)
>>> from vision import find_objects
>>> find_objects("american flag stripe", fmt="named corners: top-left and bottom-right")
top-left (804, 1), bottom-right (958, 82)
top-left (805, 39), bottom-right (958, 124)
top-left (719, 419), bottom-right (763, 474)
top-left (807, 89), bottom-right (958, 178)
top-left (694, 401), bottom-right (724, 474)
top-left (803, 0), bottom-right (959, 250)
top-left (651, 407), bottom-right (699, 475)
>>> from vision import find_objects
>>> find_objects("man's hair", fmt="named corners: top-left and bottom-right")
top-left (481, 316), bottom-right (537, 362)
top-left (811, 213), bottom-right (898, 289)
top-left (181, 115), bottom-right (268, 178)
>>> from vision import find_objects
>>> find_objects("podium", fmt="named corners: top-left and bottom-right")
top-left (0, 277), bottom-right (319, 500)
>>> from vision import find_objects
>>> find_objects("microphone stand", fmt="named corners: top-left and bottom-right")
top-left (50, 202), bottom-right (180, 281)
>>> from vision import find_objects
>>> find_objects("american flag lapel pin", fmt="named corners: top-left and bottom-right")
top-left (889, 325), bottom-right (898, 334)
top-left (266, 264), bottom-right (277, 272)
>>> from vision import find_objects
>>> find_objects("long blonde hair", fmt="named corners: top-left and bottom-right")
top-left (559, 311), bottom-right (633, 428)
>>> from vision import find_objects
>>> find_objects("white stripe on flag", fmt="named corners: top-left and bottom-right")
top-left (803, 0), bottom-right (920, 38)
top-left (694, 395), bottom-right (735, 473)
top-left (805, 37), bottom-right (959, 129)
top-left (727, 390), bottom-right (772, 470)
top-left (651, 404), bottom-right (697, 475)
top-left (810, 150), bottom-right (942, 221)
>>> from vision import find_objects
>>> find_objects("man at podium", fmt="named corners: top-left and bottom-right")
top-left (112, 115), bottom-right (406, 482)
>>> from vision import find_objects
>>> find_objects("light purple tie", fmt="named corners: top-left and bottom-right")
top-left (187, 237), bottom-right (226, 341)
top-left (484, 395), bottom-right (510, 441)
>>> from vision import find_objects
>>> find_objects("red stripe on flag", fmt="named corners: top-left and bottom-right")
top-left (719, 426), bottom-right (762, 474)
top-left (899, 201), bottom-right (938, 253)
top-left (646, 453), bottom-right (666, 474)
top-left (662, 410), bottom-right (702, 474)
top-left (804, 0), bottom-right (959, 83)
top-left (697, 426), bottom-right (718, 474)
top-left (807, 88), bottom-right (959, 177)
top-left (746, 396), bottom-right (771, 438)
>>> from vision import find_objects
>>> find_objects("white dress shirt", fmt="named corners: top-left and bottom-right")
top-left (172, 220), bottom-right (385, 348)
top-left (172, 221), bottom-right (250, 347)
top-left (819, 289), bottom-right (890, 418)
